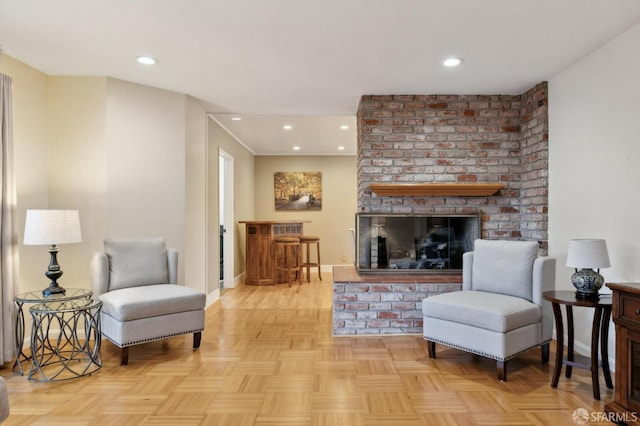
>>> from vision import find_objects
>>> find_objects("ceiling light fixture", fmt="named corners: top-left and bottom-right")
top-left (443, 57), bottom-right (463, 67)
top-left (231, 117), bottom-right (242, 121)
top-left (338, 146), bottom-right (345, 151)
top-left (136, 56), bottom-right (157, 65)
top-left (293, 146), bottom-right (300, 151)
top-left (283, 124), bottom-right (293, 130)
top-left (340, 125), bottom-right (349, 130)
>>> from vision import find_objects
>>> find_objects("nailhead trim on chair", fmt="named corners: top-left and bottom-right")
top-left (102, 328), bottom-right (204, 348)
top-left (423, 336), bottom-right (552, 362)
top-left (424, 336), bottom-right (505, 360)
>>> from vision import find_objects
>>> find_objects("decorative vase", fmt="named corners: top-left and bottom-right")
top-left (571, 268), bottom-right (604, 299)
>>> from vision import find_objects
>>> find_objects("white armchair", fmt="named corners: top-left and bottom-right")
top-left (422, 239), bottom-right (555, 380)
top-left (91, 238), bottom-right (205, 365)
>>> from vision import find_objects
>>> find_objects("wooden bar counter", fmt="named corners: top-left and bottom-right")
top-left (239, 221), bottom-right (306, 285)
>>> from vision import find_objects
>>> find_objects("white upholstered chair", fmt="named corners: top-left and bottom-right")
top-left (422, 239), bottom-right (555, 380)
top-left (91, 238), bottom-right (205, 365)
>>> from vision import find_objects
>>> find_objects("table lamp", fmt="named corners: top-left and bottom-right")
top-left (566, 239), bottom-right (610, 299)
top-left (23, 209), bottom-right (82, 296)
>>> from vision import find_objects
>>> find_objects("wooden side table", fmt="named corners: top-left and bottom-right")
top-left (605, 283), bottom-right (640, 424)
top-left (542, 290), bottom-right (613, 400)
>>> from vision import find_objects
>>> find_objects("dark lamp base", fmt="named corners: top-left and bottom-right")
top-left (43, 284), bottom-right (66, 297)
top-left (571, 268), bottom-right (604, 301)
top-left (43, 245), bottom-right (66, 297)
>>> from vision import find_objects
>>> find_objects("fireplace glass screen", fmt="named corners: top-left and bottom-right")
top-left (356, 214), bottom-right (480, 273)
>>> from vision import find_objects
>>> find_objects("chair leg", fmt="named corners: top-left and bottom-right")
top-left (427, 340), bottom-right (436, 359)
top-left (497, 360), bottom-right (507, 381)
top-left (193, 331), bottom-right (202, 349)
top-left (305, 241), bottom-right (311, 283)
top-left (121, 347), bottom-right (129, 366)
top-left (541, 342), bottom-right (550, 363)
top-left (316, 241), bottom-right (322, 281)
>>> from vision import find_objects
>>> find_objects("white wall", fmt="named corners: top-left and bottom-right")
top-left (549, 22), bottom-right (640, 365)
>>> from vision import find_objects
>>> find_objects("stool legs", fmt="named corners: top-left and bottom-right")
top-left (284, 243), bottom-right (302, 286)
top-left (301, 239), bottom-right (322, 282)
top-left (275, 239), bottom-right (302, 287)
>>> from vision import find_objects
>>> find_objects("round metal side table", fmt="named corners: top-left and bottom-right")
top-left (28, 298), bottom-right (103, 382)
top-left (13, 288), bottom-right (93, 375)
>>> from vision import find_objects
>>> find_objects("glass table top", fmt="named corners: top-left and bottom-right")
top-left (30, 298), bottom-right (102, 313)
top-left (14, 288), bottom-right (93, 303)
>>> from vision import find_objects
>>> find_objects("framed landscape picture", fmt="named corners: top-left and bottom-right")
top-left (274, 171), bottom-right (322, 211)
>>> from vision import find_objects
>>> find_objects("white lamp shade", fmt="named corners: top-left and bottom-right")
top-left (23, 209), bottom-right (82, 245)
top-left (566, 239), bottom-right (610, 269)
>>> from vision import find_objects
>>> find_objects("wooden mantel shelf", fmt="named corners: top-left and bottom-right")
top-left (368, 183), bottom-right (505, 197)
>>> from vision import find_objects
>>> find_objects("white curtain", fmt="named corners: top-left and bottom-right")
top-left (0, 73), bottom-right (18, 365)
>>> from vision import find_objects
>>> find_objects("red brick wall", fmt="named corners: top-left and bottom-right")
top-left (520, 83), bottom-right (549, 248)
top-left (356, 82), bottom-right (548, 245)
top-left (334, 83), bottom-right (549, 335)
top-left (332, 266), bottom-right (463, 336)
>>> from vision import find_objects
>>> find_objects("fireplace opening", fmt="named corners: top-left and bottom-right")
top-left (356, 213), bottom-right (480, 273)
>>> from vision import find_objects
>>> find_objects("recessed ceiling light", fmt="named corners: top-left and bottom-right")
top-left (443, 57), bottom-right (463, 67)
top-left (293, 146), bottom-right (300, 151)
top-left (136, 56), bottom-right (157, 65)
top-left (231, 117), bottom-right (242, 121)
top-left (283, 124), bottom-right (293, 130)
top-left (338, 146), bottom-right (345, 151)
top-left (340, 125), bottom-right (349, 130)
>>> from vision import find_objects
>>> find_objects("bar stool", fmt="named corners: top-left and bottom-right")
top-left (274, 237), bottom-right (302, 287)
top-left (300, 235), bottom-right (321, 282)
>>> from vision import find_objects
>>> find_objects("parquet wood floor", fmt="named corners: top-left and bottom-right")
top-left (1, 273), bottom-right (615, 425)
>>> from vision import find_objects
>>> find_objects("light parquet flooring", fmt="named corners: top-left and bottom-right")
top-left (1, 273), bottom-right (616, 425)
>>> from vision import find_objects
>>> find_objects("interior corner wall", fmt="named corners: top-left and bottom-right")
top-left (2, 55), bottom-right (207, 295)
top-left (0, 54), bottom-right (50, 293)
top-left (105, 78), bottom-right (187, 281)
top-left (47, 76), bottom-right (108, 290)
top-left (519, 82), bottom-right (549, 248)
top-left (549, 21), bottom-right (640, 365)
top-left (185, 96), bottom-right (208, 294)
top-left (207, 117), bottom-right (255, 290)
top-left (253, 155), bottom-right (358, 266)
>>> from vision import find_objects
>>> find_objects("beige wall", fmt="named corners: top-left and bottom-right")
top-left (0, 54), bottom-right (214, 295)
top-left (0, 54), bottom-right (50, 293)
top-left (2, 52), bottom-right (352, 300)
top-left (47, 76), bottom-right (108, 290)
top-left (105, 78), bottom-right (187, 279)
top-left (185, 96), bottom-right (208, 295)
top-left (254, 155), bottom-right (357, 266)
top-left (207, 117), bottom-right (255, 291)
top-left (39, 77), bottom-right (191, 290)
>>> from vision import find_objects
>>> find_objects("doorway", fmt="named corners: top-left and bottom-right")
top-left (219, 149), bottom-right (235, 289)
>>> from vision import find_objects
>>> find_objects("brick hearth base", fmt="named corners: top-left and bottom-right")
top-left (332, 265), bottom-right (462, 335)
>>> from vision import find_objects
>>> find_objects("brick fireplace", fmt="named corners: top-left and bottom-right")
top-left (333, 82), bottom-right (549, 335)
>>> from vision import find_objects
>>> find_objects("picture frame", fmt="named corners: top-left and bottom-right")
top-left (274, 171), bottom-right (322, 211)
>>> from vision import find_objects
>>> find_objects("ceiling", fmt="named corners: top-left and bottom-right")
top-left (1, 1), bottom-right (640, 155)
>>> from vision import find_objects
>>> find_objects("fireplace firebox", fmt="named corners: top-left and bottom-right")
top-left (356, 213), bottom-right (480, 273)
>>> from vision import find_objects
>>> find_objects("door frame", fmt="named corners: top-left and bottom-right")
top-left (219, 148), bottom-right (236, 288)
